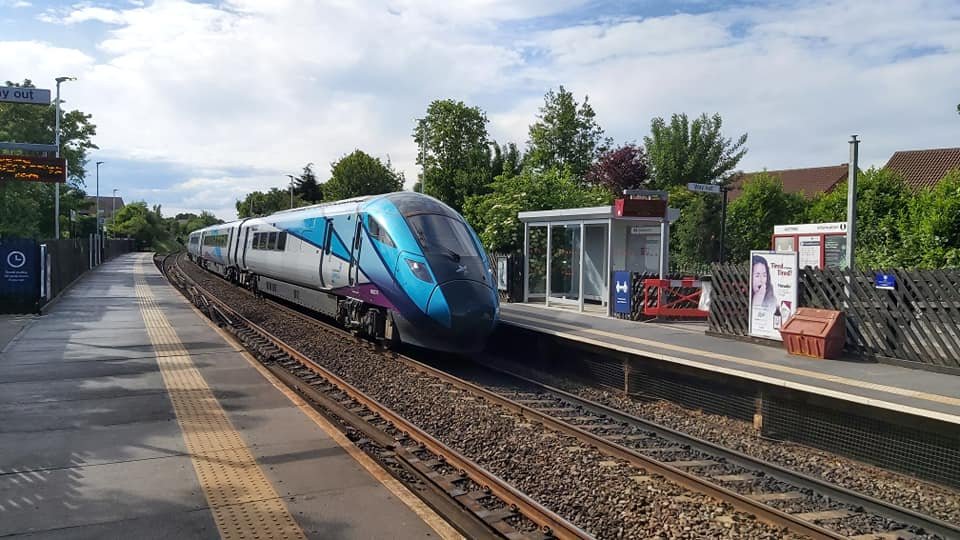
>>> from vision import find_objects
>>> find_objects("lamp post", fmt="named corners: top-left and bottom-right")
top-left (53, 76), bottom-right (76, 239)
top-left (95, 161), bottom-right (103, 236)
top-left (112, 189), bottom-right (118, 238)
top-left (286, 174), bottom-right (296, 208)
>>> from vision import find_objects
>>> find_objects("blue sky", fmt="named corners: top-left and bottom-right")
top-left (3, 0), bottom-right (959, 219)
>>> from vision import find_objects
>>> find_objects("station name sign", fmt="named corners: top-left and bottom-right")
top-left (0, 154), bottom-right (67, 184)
top-left (773, 222), bottom-right (847, 235)
top-left (0, 86), bottom-right (51, 105)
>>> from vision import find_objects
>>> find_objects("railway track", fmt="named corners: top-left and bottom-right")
top-left (160, 253), bottom-right (590, 540)
top-left (162, 252), bottom-right (958, 539)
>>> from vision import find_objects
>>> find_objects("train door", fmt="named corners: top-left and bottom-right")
top-left (318, 219), bottom-right (330, 288)
top-left (241, 227), bottom-right (250, 268)
top-left (348, 213), bottom-right (362, 286)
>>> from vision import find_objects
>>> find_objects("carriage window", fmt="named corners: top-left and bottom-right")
top-left (267, 232), bottom-right (278, 250)
top-left (367, 216), bottom-right (395, 248)
top-left (277, 232), bottom-right (287, 251)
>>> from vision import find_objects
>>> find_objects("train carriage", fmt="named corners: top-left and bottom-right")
top-left (190, 192), bottom-right (498, 353)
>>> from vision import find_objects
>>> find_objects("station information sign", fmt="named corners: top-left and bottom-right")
top-left (0, 86), bottom-right (51, 105)
top-left (0, 154), bottom-right (67, 184)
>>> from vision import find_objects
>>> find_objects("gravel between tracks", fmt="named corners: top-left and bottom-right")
top-left (484, 356), bottom-right (960, 528)
top-left (177, 259), bottom-right (799, 539)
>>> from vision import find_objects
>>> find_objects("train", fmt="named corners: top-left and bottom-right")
top-left (187, 191), bottom-right (499, 353)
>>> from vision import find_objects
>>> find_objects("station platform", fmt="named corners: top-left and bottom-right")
top-left (0, 253), bottom-right (453, 539)
top-left (499, 303), bottom-right (960, 426)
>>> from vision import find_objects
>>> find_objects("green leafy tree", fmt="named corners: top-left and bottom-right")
top-left (489, 142), bottom-right (523, 181)
top-left (323, 150), bottom-right (403, 202)
top-left (293, 163), bottom-right (323, 203)
top-left (462, 166), bottom-right (611, 253)
top-left (108, 201), bottom-right (166, 247)
top-left (807, 167), bottom-right (911, 268)
top-left (644, 112), bottom-right (747, 189)
top-left (902, 169), bottom-right (960, 268)
top-left (725, 172), bottom-right (808, 262)
top-left (0, 79), bottom-right (98, 238)
top-left (236, 188), bottom-right (308, 218)
top-left (414, 99), bottom-right (491, 212)
top-left (525, 86), bottom-right (610, 181)
top-left (667, 186), bottom-right (723, 270)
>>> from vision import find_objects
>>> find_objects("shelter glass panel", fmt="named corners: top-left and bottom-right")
top-left (527, 226), bottom-right (547, 300)
top-left (550, 224), bottom-right (580, 303)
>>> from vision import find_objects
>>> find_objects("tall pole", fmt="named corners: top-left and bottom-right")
top-left (846, 135), bottom-right (859, 271)
top-left (719, 186), bottom-right (728, 264)
top-left (53, 77), bottom-right (75, 240)
top-left (54, 81), bottom-right (61, 240)
top-left (286, 174), bottom-right (295, 208)
top-left (112, 189), bottom-right (118, 238)
top-left (95, 161), bottom-right (103, 237)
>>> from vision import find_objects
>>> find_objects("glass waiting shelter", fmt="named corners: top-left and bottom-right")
top-left (519, 201), bottom-right (679, 314)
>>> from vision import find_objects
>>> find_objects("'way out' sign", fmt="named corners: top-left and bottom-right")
top-left (0, 86), bottom-right (51, 105)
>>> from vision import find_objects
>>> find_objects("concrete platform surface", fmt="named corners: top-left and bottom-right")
top-left (501, 303), bottom-right (960, 425)
top-left (0, 253), bottom-right (447, 540)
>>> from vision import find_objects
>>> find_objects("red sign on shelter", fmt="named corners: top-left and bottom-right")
top-left (0, 154), bottom-right (67, 184)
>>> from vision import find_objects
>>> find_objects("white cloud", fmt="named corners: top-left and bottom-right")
top-left (8, 0), bottom-right (960, 221)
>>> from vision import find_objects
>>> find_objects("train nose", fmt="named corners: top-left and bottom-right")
top-left (428, 280), bottom-right (497, 350)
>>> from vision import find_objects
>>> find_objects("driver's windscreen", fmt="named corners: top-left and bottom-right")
top-left (406, 214), bottom-right (487, 284)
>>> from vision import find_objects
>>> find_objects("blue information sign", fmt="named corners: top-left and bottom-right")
top-left (875, 273), bottom-right (896, 290)
top-left (613, 270), bottom-right (632, 314)
top-left (0, 238), bottom-right (39, 313)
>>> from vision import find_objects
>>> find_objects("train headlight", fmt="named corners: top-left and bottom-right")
top-left (405, 258), bottom-right (434, 283)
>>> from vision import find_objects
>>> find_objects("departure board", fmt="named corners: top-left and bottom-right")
top-left (0, 154), bottom-right (67, 184)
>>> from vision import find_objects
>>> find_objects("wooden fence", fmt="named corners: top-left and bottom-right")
top-left (708, 263), bottom-right (960, 371)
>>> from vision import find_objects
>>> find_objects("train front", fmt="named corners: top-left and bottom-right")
top-left (384, 193), bottom-right (499, 353)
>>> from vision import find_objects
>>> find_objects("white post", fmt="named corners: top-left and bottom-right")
top-left (659, 219), bottom-right (669, 279)
top-left (545, 225), bottom-right (552, 307)
top-left (607, 219), bottom-right (613, 316)
top-left (846, 135), bottom-right (859, 272)
top-left (523, 222), bottom-right (529, 302)
top-left (578, 222), bottom-right (585, 312)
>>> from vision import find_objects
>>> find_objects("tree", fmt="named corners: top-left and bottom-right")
top-left (293, 163), bottom-right (323, 203)
top-left (526, 86), bottom-right (610, 180)
top-left (183, 211), bottom-right (222, 233)
top-left (0, 79), bottom-right (98, 238)
top-left (108, 201), bottom-right (166, 248)
top-left (323, 150), bottom-right (403, 202)
top-left (644, 112), bottom-right (747, 189)
top-left (901, 169), bottom-right (960, 268)
top-left (585, 144), bottom-right (650, 197)
top-left (807, 167), bottom-right (911, 268)
top-left (414, 99), bottom-right (491, 212)
top-left (236, 188), bottom-right (309, 218)
top-left (462, 166), bottom-right (611, 253)
top-left (490, 142), bottom-right (522, 180)
top-left (668, 186), bottom-right (723, 270)
top-left (725, 173), bottom-right (808, 262)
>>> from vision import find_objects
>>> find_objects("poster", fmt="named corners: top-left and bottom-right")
top-left (798, 236), bottom-right (821, 269)
top-left (749, 251), bottom-right (798, 341)
top-left (823, 235), bottom-right (847, 269)
top-left (496, 256), bottom-right (508, 291)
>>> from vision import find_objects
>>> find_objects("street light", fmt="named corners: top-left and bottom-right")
top-left (286, 174), bottom-right (296, 208)
top-left (112, 189), bottom-right (119, 238)
top-left (95, 161), bottom-right (104, 237)
top-left (54, 76), bottom-right (76, 240)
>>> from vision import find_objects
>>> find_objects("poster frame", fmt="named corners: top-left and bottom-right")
top-left (748, 250), bottom-right (798, 341)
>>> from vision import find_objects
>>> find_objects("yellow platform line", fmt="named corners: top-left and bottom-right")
top-left (504, 312), bottom-right (960, 424)
top-left (134, 261), bottom-right (306, 540)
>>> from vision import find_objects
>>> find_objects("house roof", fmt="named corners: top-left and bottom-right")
top-left (728, 164), bottom-right (848, 200)
top-left (883, 147), bottom-right (960, 190)
top-left (84, 196), bottom-right (125, 208)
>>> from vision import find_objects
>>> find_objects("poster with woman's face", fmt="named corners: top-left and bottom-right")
top-left (749, 251), bottom-right (798, 341)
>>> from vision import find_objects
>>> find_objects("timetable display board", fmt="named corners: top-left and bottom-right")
top-left (0, 154), bottom-right (67, 183)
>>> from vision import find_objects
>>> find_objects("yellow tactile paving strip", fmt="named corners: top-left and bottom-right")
top-left (505, 311), bottom-right (960, 424)
top-left (134, 261), bottom-right (306, 540)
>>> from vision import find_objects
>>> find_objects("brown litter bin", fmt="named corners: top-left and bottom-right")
top-left (780, 308), bottom-right (845, 359)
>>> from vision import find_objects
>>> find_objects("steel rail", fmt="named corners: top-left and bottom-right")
top-left (479, 361), bottom-right (960, 540)
top-left (170, 253), bottom-right (952, 539)
top-left (166, 254), bottom-right (592, 540)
